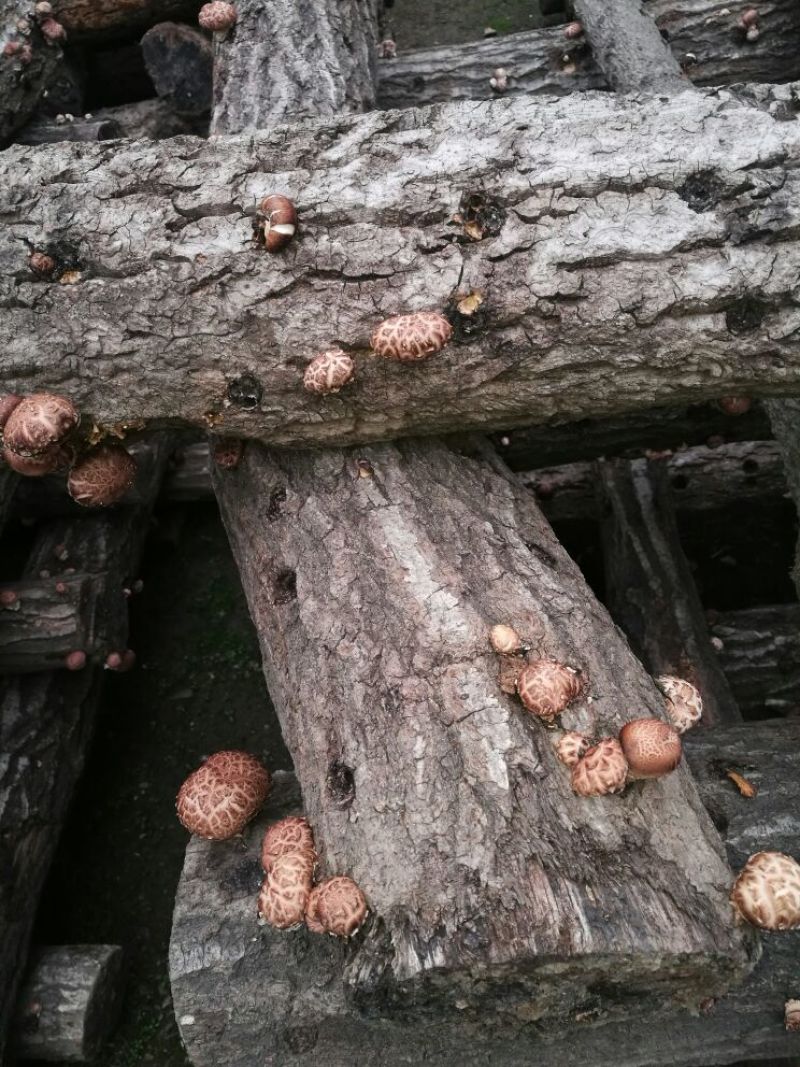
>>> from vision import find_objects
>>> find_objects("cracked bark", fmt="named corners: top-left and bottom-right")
top-left (170, 720), bottom-right (800, 1067)
top-left (2, 83), bottom-right (799, 446)
top-left (0, 1), bottom-right (63, 143)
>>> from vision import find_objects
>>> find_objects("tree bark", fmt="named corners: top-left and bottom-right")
top-left (0, 1), bottom-right (63, 144)
top-left (0, 574), bottom-right (96, 673)
top-left (95, 97), bottom-right (207, 138)
top-left (764, 400), bottom-right (800, 598)
top-left (51, 0), bottom-right (201, 38)
top-left (710, 603), bottom-right (800, 718)
top-left (573, 0), bottom-right (685, 93)
top-left (0, 437), bottom-right (170, 1060)
top-left (14, 115), bottom-right (123, 144)
top-left (169, 720), bottom-right (799, 1067)
top-left (141, 21), bottom-right (213, 116)
top-left (2, 83), bottom-right (800, 446)
top-left (377, 0), bottom-right (800, 109)
top-left (12, 945), bottom-right (125, 1062)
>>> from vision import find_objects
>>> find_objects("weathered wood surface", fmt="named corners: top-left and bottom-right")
top-left (0, 574), bottom-right (96, 673)
top-left (574, 0), bottom-right (685, 93)
top-left (12, 944), bottom-right (125, 1062)
top-left (142, 21), bottom-right (213, 116)
top-left (95, 97), bottom-right (207, 139)
top-left (0, 438), bottom-right (169, 1060)
top-left (170, 721), bottom-right (799, 1067)
top-left (765, 400), bottom-right (800, 598)
top-left (597, 457), bottom-right (740, 727)
top-left (711, 603), bottom-right (800, 717)
top-left (0, 1), bottom-right (63, 143)
top-left (3, 83), bottom-right (800, 445)
top-left (14, 115), bottom-right (123, 144)
top-left (51, 0), bottom-right (200, 37)
top-left (377, 0), bottom-right (800, 109)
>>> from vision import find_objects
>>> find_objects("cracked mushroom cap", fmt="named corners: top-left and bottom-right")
top-left (198, 1), bottom-right (236, 30)
top-left (655, 675), bottom-right (703, 734)
top-left (2, 442), bottom-right (69, 477)
top-left (303, 349), bottom-right (355, 394)
top-left (305, 876), bottom-right (368, 937)
top-left (0, 394), bottom-right (22, 429)
top-left (516, 659), bottom-right (582, 722)
top-left (3, 394), bottom-right (78, 457)
top-left (176, 749), bottom-right (271, 839)
top-left (730, 851), bottom-right (800, 931)
top-left (371, 311), bottom-right (453, 362)
top-left (555, 731), bottom-right (592, 768)
top-left (619, 717), bottom-right (682, 779)
top-left (261, 815), bottom-right (316, 871)
top-left (489, 624), bottom-right (522, 655)
top-left (258, 851), bottom-right (314, 930)
top-left (67, 443), bottom-right (137, 507)
top-left (571, 738), bottom-right (629, 796)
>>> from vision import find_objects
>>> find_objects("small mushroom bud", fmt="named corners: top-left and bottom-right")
top-left (255, 194), bottom-right (297, 252)
top-left (29, 251), bottom-right (56, 276)
top-left (564, 20), bottom-right (583, 38)
top-left (68, 443), bottom-right (137, 507)
top-left (305, 876), bottom-right (368, 937)
top-left (489, 623), bottom-right (522, 656)
top-left (516, 659), bottom-right (582, 723)
top-left (489, 67), bottom-right (509, 92)
top-left (717, 396), bottom-right (751, 416)
top-left (105, 652), bottom-right (123, 670)
top-left (378, 37), bottom-right (397, 58)
top-left (571, 737), bottom-right (629, 797)
top-left (261, 816), bottom-right (315, 871)
top-left (3, 393), bottom-right (78, 457)
top-left (740, 7), bottom-right (758, 27)
top-left (785, 999), bottom-right (800, 1032)
top-left (176, 750), bottom-right (271, 840)
top-left (40, 18), bottom-right (66, 42)
top-left (258, 851), bottom-right (315, 930)
top-left (619, 717), bottom-right (682, 779)
top-left (198, 1), bottom-right (237, 31)
top-left (0, 589), bottom-right (18, 607)
top-left (34, 2), bottom-right (53, 16)
top-left (212, 436), bottom-right (244, 471)
top-left (120, 649), bottom-right (137, 672)
top-left (555, 730), bottom-right (592, 768)
top-left (730, 851), bottom-right (800, 930)
top-left (745, 23), bottom-right (760, 40)
top-left (303, 349), bottom-right (355, 394)
top-left (655, 675), bottom-right (703, 734)
top-left (371, 311), bottom-right (453, 362)
top-left (64, 650), bottom-right (87, 671)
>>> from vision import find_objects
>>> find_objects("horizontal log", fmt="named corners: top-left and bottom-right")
top-left (93, 97), bottom-right (208, 139)
top-left (377, 0), bottom-right (800, 109)
top-left (711, 603), bottom-right (800, 717)
top-left (170, 721), bottom-right (800, 1067)
top-left (52, 0), bottom-right (201, 38)
top-left (12, 944), bottom-right (125, 1062)
top-left (3, 83), bottom-right (800, 447)
top-left (14, 115), bottom-right (123, 145)
top-left (0, 574), bottom-right (94, 672)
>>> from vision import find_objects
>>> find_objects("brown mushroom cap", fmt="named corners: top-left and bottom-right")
top-left (516, 659), bottom-right (582, 723)
top-left (303, 349), bottom-right (355, 394)
top-left (571, 737), bottom-right (629, 796)
top-left (261, 815), bottom-right (316, 871)
top-left (555, 731), bottom-right (592, 768)
top-left (305, 876), bottom-right (368, 937)
top-left (489, 623), bottom-right (522, 656)
top-left (371, 311), bottom-right (453, 362)
top-left (67, 443), bottom-right (137, 507)
top-left (212, 436), bottom-right (244, 471)
top-left (3, 394), bottom-right (79, 457)
top-left (655, 675), bottom-right (703, 734)
top-left (0, 394), bottom-right (22, 430)
top-left (176, 749), bottom-right (271, 840)
top-left (198, 1), bottom-right (236, 30)
top-left (258, 872), bottom-right (311, 930)
top-left (619, 717), bottom-right (682, 779)
top-left (730, 851), bottom-right (800, 931)
top-left (717, 396), bottom-right (751, 416)
top-left (785, 999), bottom-right (800, 1032)
top-left (3, 444), bottom-right (60, 477)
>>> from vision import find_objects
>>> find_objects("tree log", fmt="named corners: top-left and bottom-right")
top-left (597, 457), bottom-right (740, 726)
top-left (573, 0), bottom-right (685, 93)
top-left (764, 399), bottom-right (800, 598)
top-left (0, 437), bottom-right (170, 1059)
top-left (95, 97), bottom-right (207, 138)
top-left (711, 603), bottom-right (800, 717)
top-left (0, 1), bottom-right (64, 144)
top-left (52, 0), bottom-right (201, 38)
top-left (170, 721), bottom-right (800, 1067)
top-left (0, 574), bottom-right (96, 673)
top-left (14, 114), bottom-right (122, 143)
top-left (2, 83), bottom-right (800, 446)
top-left (377, 0), bottom-right (800, 109)
top-left (12, 944), bottom-right (125, 1062)
top-left (141, 21), bottom-right (212, 116)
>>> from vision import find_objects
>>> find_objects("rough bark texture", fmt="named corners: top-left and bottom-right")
top-left (210, 0), bottom-right (380, 131)
top-left (0, 438), bottom-right (169, 1060)
top-left (2, 85), bottom-right (800, 445)
top-left (12, 944), bottom-right (125, 1062)
top-left (0, 1), bottom-right (63, 143)
top-left (51, 0), bottom-right (200, 37)
top-left (95, 97), bottom-right (207, 138)
top-left (170, 722), bottom-right (799, 1067)
top-left (0, 574), bottom-right (97, 673)
top-left (210, 439), bottom-right (750, 1008)
top-left (711, 603), bottom-right (800, 717)
top-left (14, 114), bottom-right (122, 144)
top-left (597, 457), bottom-right (740, 727)
top-left (141, 21), bottom-right (213, 116)
top-left (377, 0), bottom-right (800, 109)
top-left (765, 399), bottom-right (800, 597)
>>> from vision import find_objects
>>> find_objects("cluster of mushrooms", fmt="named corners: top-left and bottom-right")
top-left (0, 392), bottom-right (137, 507)
top-left (490, 622), bottom-right (800, 938)
top-left (176, 750), bottom-right (368, 938)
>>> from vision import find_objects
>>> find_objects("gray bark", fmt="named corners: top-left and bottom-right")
top-left (765, 400), bottom-right (800, 597)
top-left (12, 945), bottom-right (125, 1062)
top-left (95, 98), bottom-right (207, 139)
top-left (711, 603), bottom-right (800, 717)
top-left (2, 83), bottom-right (800, 446)
top-left (0, 437), bottom-right (170, 1060)
top-left (377, 0), bottom-right (800, 109)
top-left (169, 721), bottom-right (800, 1067)
top-left (141, 21), bottom-right (213, 116)
top-left (14, 115), bottom-right (123, 144)
top-left (0, 1), bottom-right (63, 144)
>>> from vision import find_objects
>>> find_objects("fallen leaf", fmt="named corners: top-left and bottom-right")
top-left (726, 769), bottom-right (757, 797)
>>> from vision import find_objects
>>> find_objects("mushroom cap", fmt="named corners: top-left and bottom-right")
top-left (489, 623), bottom-right (522, 656)
top-left (29, 251), bottom-right (56, 275)
top-left (67, 443), bottom-right (137, 507)
top-left (730, 851), bottom-right (800, 931)
top-left (555, 730), bottom-right (592, 768)
top-left (176, 749), bottom-right (271, 840)
top-left (516, 659), bottom-right (582, 722)
top-left (212, 436), bottom-right (244, 471)
top-left (0, 394), bottom-right (22, 429)
top-left (305, 876), bottom-right (368, 937)
top-left (785, 999), bottom-right (800, 1032)
top-left (304, 349), bottom-right (355, 394)
top-left (571, 737), bottom-right (629, 796)
top-left (3, 444), bottom-right (61, 477)
top-left (371, 311), bottom-right (453, 362)
top-left (619, 717), bottom-right (682, 779)
top-left (256, 194), bottom-right (297, 251)
top-left (261, 815), bottom-right (316, 871)
top-left (258, 869), bottom-right (311, 930)
top-left (3, 394), bottom-right (79, 457)
top-left (655, 675), bottom-right (703, 734)
top-left (718, 396), bottom-right (751, 416)
top-left (198, 1), bottom-right (236, 30)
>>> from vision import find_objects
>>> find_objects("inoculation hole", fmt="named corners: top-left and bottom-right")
top-left (267, 487), bottom-right (286, 520)
top-left (726, 297), bottom-right (766, 335)
top-left (272, 568), bottom-right (297, 604)
top-left (227, 374), bottom-right (263, 409)
top-left (671, 474), bottom-right (689, 491)
top-left (677, 170), bottom-right (725, 213)
top-left (742, 459), bottom-right (759, 475)
top-left (327, 761), bottom-right (356, 808)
